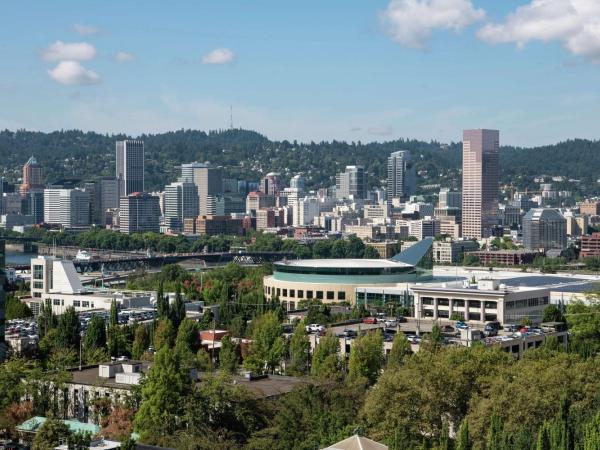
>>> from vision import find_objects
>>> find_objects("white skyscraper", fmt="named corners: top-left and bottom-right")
top-left (43, 189), bottom-right (90, 228)
top-left (387, 150), bottom-right (414, 202)
top-left (164, 181), bottom-right (199, 231)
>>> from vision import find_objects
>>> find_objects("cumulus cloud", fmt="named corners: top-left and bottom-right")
top-left (41, 40), bottom-right (96, 61)
top-left (73, 24), bottom-right (100, 35)
top-left (478, 0), bottom-right (600, 63)
top-left (115, 51), bottom-right (134, 62)
top-left (47, 61), bottom-right (100, 85)
top-left (380, 0), bottom-right (485, 49)
top-left (201, 48), bottom-right (234, 64)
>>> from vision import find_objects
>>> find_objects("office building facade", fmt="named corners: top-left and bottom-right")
top-left (181, 162), bottom-right (223, 216)
top-left (119, 193), bottom-right (160, 234)
top-left (522, 208), bottom-right (567, 251)
top-left (116, 140), bottom-right (145, 198)
top-left (462, 129), bottom-right (500, 239)
top-left (43, 189), bottom-right (91, 228)
top-left (387, 150), bottom-right (414, 201)
top-left (164, 181), bottom-right (199, 231)
top-left (336, 165), bottom-right (367, 200)
top-left (19, 156), bottom-right (43, 196)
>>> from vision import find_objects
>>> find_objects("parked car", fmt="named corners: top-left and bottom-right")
top-left (362, 317), bottom-right (377, 324)
top-left (384, 319), bottom-right (398, 328)
top-left (455, 321), bottom-right (468, 330)
top-left (338, 329), bottom-right (357, 338)
top-left (305, 323), bottom-right (325, 333)
top-left (504, 323), bottom-right (519, 333)
top-left (483, 321), bottom-right (501, 337)
top-left (441, 325), bottom-right (455, 333)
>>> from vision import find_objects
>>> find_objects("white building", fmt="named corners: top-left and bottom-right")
top-left (163, 181), bottom-right (199, 231)
top-left (294, 196), bottom-right (320, 227)
top-left (29, 256), bottom-right (152, 315)
top-left (119, 192), bottom-right (160, 234)
top-left (43, 189), bottom-right (90, 228)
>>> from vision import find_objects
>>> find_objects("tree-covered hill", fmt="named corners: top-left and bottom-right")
top-left (1, 128), bottom-right (599, 194)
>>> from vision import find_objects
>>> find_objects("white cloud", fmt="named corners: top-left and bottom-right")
top-left (41, 40), bottom-right (97, 61)
top-left (115, 51), bottom-right (135, 62)
top-left (73, 24), bottom-right (100, 35)
top-left (201, 48), bottom-right (234, 64)
top-left (47, 61), bottom-right (100, 86)
top-left (478, 0), bottom-right (600, 63)
top-left (380, 0), bottom-right (485, 49)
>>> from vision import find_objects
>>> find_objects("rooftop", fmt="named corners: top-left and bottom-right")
top-left (278, 259), bottom-right (411, 269)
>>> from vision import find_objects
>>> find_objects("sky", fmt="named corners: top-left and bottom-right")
top-left (1, 0), bottom-right (600, 147)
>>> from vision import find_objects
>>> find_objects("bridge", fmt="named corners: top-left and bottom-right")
top-left (8, 251), bottom-right (297, 273)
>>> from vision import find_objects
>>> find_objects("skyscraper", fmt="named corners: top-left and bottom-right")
top-left (43, 188), bottom-right (91, 228)
top-left (387, 150), bottom-right (414, 202)
top-left (19, 156), bottom-right (43, 195)
top-left (260, 172), bottom-right (284, 196)
top-left (164, 181), bottom-right (199, 231)
top-left (181, 162), bottom-right (223, 216)
top-left (522, 208), bottom-right (567, 251)
top-left (336, 165), bottom-right (366, 200)
top-left (461, 129), bottom-right (500, 239)
top-left (119, 192), bottom-right (160, 234)
top-left (116, 140), bottom-right (145, 198)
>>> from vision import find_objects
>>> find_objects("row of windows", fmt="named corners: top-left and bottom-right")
top-left (266, 286), bottom-right (346, 301)
top-left (505, 297), bottom-right (549, 310)
top-left (421, 297), bottom-right (497, 309)
top-left (51, 299), bottom-right (94, 309)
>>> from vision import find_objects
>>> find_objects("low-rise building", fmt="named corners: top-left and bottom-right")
top-left (195, 215), bottom-right (244, 236)
top-left (433, 239), bottom-right (479, 264)
top-left (465, 249), bottom-right (538, 266)
top-left (580, 232), bottom-right (600, 258)
top-left (412, 279), bottom-right (550, 325)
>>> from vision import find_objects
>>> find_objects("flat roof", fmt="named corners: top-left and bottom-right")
top-left (277, 259), bottom-right (411, 269)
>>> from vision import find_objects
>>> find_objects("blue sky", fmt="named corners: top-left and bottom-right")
top-left (1, 0), bottom-right (599, 146)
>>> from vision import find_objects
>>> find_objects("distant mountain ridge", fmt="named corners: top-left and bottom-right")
top-left (1, 129), bottom-right (599, 194)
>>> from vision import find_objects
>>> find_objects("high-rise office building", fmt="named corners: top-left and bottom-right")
top-left (164, 181), bottom-right (199, 231)
top-left (336, 165), bottom-right (367, 200)
top-left (116, 140), bottom-right (145, 198)
top-left (43, 188), bottom-right (91, 228)
top-left (461, 129), bottom-right (500, 239)
top-left (119, 192), bottom-right (161, 234)
top-left (85, 178), bottom-right (119, 225)
top-left (522, 208), bottom-right (567, 251)
top-left (260, 172), bottom-right (284, 196)
top-left (19, 156), bottom-right (43, 196)
top-left (387, 150), bottom-right (414, 202)
top-left (181, 162), bottom-right (223, 216)
top-left (24, 189), bottom-right (44, 224)
top-left (290, 174), bottom-right (307, 192)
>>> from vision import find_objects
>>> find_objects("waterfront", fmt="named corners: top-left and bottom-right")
top-left (5, 250), bottom-right (37, 266)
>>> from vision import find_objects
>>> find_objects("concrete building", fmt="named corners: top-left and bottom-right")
top-left (43, 189), bottom-right (90, 229)
top-left (22, 189), bottom-right (44, 224)
top-left (293, 196), bottom-right (320, 227)
top-left (246, 191), bottom-right (276, 215)
top-left (433, 239), bottom-right (479, 264)
top-left (118, 192), bottom-right (160, 234)
top-left (29, 256), bottom-right (152, 314)
top-left (387, 150), bottom-right (414, 202)
top-left (164, 181), bottom-right (199, 231)
top-left (565, 212), bottom-right (588, 237)
top-left (181, 162), bottom-right (224, 216)
top-left (580, 232), bottom-right (600, 258)
top-left (465, 249), bottom-right (538, 266)
top-left (195, 215), bottom-right (244, 236)
top-left (19, 156), bottom-right (43, 196)
top-left (256, 208), bottom-right (285, 230)
top-left (412, 279), bottom-right (550, 325)
top-left (407, 218), bottom-right (440, 240)
top-left (290, 174), bottom-right (307, 192)
top-left (336, 165), bottom-right (366, 200)
top-left (579, 200), bottom-right (600, 216)
top-left (116, 140), bottom-right (144, 198)
top-left (522, 208), bottom-right (567, 251)
top-left (364, 204), bottom-right (390, 221)
top-left (499, 204), bottom-right (521, 229)
top-left (439, 188), bottom-right (462, 209)
top-left (461, 129), bottom-right (500, 239)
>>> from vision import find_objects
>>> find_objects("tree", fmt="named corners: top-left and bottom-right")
top-left (219, 336), bottom-right (239, 374)
top-left (109, 299), bottom-right (118, 327)
top-left (132, 324), bottom-right (150, 359)
top-left (174, 319), bottom-right (200, 355)
top-left (153, 318), bottom-right (176, 351)
top-left (156, 280), bottom-right (169, 319)
top-left (37, 299), bottom-right (57, 339)
top-left (5, 294), bottom-right (33, 319)
top-left (56, 306), bottom-right (81, 350)
top-left (487, 413), bottom-right (504, 450)
top-left (287, 323), bottom-right (310, 375)
top-left (348, 330), bottom-right (384, 385)
top-left (170, 283), bottom-right (186, 329)
top-left (542, 304), bottom-right (566, 324)
top-left (244, 311), bottom-right (285, 374)
top-left (120, 438), bottom-right (137, 450)
top-left (100, 405), bottom-right (135, 441)
top-left (32, 417), bottom-right (71, 450)
top-left (456, 420), bottom-right (471, 450)
top-left (134, 347), bottom-right (192, 444)
top-left (107, 324), bottom-right (127, 358)
top-left (311, 333), bottom-right (341, 380)
top-left (421, 325), bottom-right (443, 353)
top-left (387, 332), bottom-right (412, 369)
top-left (584, 411), bottom-right (600, 450)
top-left (67, 431), bottom-right (91, 450)
top-left (84, 315), bottom-right (106, 350)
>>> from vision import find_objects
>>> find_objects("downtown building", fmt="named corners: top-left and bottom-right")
top-left (119, 192), bottom-right (160, 234)
top-left (164, 181), bottom-right (199, 231)
top-left (181, 162), bottom-right (223, 216)
top-left (19, 156), bottom-right (43, 196)
top-left (387, 150), bottom-right (414, 202)
top-left (461, 129), bottom-right (500, 239)
top-left (522, 208), bottom-right (567, 252)
top-left (116, 140), bottom-right (145, 198)
top-left (336, 165), bottom-right (367, 200)
top-left (43, 188), bottom-right (91, 229)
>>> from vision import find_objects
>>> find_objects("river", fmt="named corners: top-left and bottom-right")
top-left (5, 250), bottom-right (38, 266)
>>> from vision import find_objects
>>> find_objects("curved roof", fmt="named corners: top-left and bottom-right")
top-left (277, 259), bottom-right (411, 269)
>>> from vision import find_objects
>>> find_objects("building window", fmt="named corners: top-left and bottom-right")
top-left (33, 265), bottom-right (44, 280)
top-left (422, 297), bottom-right (433, 305)
top-left (484, 301), bottom-right (497, 309)
top-left (327, 291), bottom-right (335, 300)
top-left (73, 300), bottom-right (81, 307)
top-left (306, 290), bottom-right (313, 299)
top-left (33, 281), bottom-right (44, 289)
top-left (298, 290), bottom-right (304, 298)
top-left (316, 291), bottom-right (324, 300)
top-left (453, 299), bottom-right (465, 307)
top-left (338, 292), bottom-right (346, 301)
top-left (33, 292), bottom-right (41, 298)
top-left (282, 289), bottom-right (288, 297)
top-left (276, 288), bottom-right (281, 297)
top-left (53, 299), bottom-right (60, 306)
top-left (468, 300), bottom-right (481, 308)
top-left (289, 290), bottom-right (295, 298)
top-left (82, 301), bottom-right (90, 308)
top-left (437, 298), bottom-right (449, 306)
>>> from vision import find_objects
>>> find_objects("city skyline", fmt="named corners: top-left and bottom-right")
top-left (1, 1), bottom-right (600, 146)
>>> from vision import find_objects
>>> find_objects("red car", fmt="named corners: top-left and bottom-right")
top-left (362, 317), bottom-right (377, 324)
